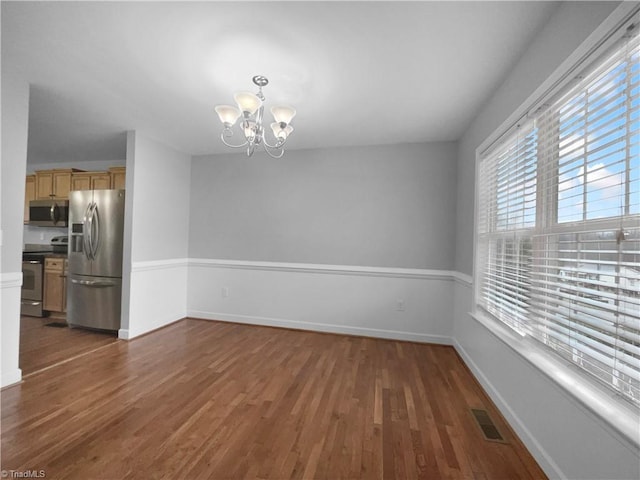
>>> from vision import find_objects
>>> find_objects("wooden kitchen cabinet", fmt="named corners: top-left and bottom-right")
top-left (24, 174), bottom-right (36, 223)
top-left (92, 173), bottom-right (112, 190)
top-left (43, 257), bottom-right (67, 314)
top-left (71, 171), bottom-right (112, 191)
top-left (70, 174), bottom-right (90, 191)
top-left (36, 169), bottom-right (80, 200)
top-left (109, 167), bottom-right (126, 190)
top-left (35, 170), bottom-right (54, 199)
top-left (28, 165), bottom-right (124, 202)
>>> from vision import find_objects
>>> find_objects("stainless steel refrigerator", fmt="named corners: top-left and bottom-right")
top-left (67, 189), bottom-right (125, 331)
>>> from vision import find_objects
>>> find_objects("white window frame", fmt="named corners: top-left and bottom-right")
top-left (471, 3), bottom-right (640, 449)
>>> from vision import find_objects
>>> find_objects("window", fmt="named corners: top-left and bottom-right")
top-left (476, 29), bottom-right (640, 406)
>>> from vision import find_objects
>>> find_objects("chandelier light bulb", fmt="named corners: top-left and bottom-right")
top-left (271, 106), bottom-right (296, 125)
top-left (271, 122), bottom-right (294, 140)
top-left (234, 91), bottom-right (262, 115)
top-left (214, 105), bottom-right (241, 126)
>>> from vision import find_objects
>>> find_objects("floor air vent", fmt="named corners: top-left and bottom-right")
top-left (471, 408), bottom-right (505, 442)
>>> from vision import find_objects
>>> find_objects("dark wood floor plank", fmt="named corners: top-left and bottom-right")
top-left (19, 315), bottom-right (118, 376)
top-left (2, 319), bottom-right (547, 479)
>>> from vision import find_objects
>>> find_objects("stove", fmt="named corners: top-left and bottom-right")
top-left (23, 236), bottom-right (68, 255)
top-left (21, 236), bottom-right (68, 317)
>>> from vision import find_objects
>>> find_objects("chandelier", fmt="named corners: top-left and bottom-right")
top-left (214, 75), bottom-right (296, 158)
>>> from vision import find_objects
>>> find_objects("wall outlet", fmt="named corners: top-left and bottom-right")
top-left (221, 287), bottom-right (229, 298)
top-left (396, 299), bottom-right (405, 312)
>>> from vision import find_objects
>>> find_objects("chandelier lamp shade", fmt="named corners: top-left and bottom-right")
top-left (214, 75), bottom-right (296, 158)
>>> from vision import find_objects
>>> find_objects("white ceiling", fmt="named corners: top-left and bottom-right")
top-left (2, 1), bottom-right (560, 164)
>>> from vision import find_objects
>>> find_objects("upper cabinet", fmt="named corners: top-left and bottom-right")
top-left (71, 171), bottom-right (112, 191)
top-left (30, 166), bottom-right (125, 196)
top-left (109, 167), bottom-right (126, 190)
top-left (35, 169), bottom-right (79, 200)
top-left (26, 166), bottom-right (126, 224)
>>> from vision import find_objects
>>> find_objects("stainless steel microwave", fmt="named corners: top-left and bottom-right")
top-left (29, 199), bottom-right (69, 227)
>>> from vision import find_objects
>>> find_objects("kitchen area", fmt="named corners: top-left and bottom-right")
top-left (20, 166), bottom-right (126, 374)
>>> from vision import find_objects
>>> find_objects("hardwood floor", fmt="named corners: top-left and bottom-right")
top-left (2, 319), bottom-right (547, 479)
top-left (19, 315), bottom-right (119, 375)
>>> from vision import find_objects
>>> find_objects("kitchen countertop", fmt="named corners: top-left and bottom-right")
top-left (23, 244), bottom-right (68, 260)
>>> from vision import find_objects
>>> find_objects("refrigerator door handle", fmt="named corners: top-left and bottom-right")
top-left (70, 278), bottom-right (116, 288)
top-left (91, 203), bottom-right (100, 260)
top-left (83, 203), bottom-right (94, 260)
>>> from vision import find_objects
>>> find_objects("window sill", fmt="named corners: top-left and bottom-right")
top-left (469, 309), bottom-right (640, 451)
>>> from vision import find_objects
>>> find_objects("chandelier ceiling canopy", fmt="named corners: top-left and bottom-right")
top-left (214, 75), bottom-right (296, 158)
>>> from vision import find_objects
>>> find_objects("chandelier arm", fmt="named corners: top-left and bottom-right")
top-left (220, 130), bottom-right (249, 149)
top-left (262, 136), bottom-right (288, 149)
top-left (262, 143), bottom-right (285, 159)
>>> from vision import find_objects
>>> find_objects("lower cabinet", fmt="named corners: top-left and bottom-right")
top-left (43, 257), bottom-right (67, 315)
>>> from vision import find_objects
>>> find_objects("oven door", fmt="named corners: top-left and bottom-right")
top-left (21, 260), bottom-right (44, 316)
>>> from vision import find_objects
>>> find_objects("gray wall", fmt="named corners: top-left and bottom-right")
top-left (190, 142), bottom-right (457, 269)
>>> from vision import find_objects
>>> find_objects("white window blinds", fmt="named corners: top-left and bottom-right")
top-left (477, 121), bottom-right (537, 335)
top-left (476, 29), bottom-right (640, 406)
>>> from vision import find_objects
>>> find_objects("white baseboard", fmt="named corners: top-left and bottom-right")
top-left (1, 368), bottom-right (22, 388)
top-left (118, 328), bottom-right (130, 340)
top-left (189, 310), bottom-right (454, 345)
